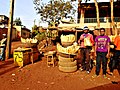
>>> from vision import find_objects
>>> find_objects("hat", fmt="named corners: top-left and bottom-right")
top-left (83, 26), bottom-right (89, 30)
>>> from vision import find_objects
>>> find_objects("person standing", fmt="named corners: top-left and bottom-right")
top-left (95, 28), bottom-right (110, 77)
top-left (0, 34), bottom-right (7, 61)
top-left (109, 31), bottom-right (120, 75)
top-left (78, 26), bottom-right (94, 74)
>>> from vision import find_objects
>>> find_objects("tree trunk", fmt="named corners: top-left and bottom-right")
top-left (94, 0), bottom-right (100, 28)
top-left (80, 9), bottom-right (85, 25)
top-left (110, 0), bottom-right (117, 35)
top-left (78, 0), bottom-right (82, 24)
top-left (110, 0), bottom-right (114, 35)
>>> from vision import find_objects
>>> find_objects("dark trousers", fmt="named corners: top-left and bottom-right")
top-left (96, 52), bottom-right (108, 75)
top-left (110, 50), bottom-right (120, 73)
top-left (80, 48), bottom-right (91, 71)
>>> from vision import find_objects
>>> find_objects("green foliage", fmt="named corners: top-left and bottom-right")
top-left (32, 25), bottom-right (39, 37)
top-left (32, 25), bottom-right (39, 30)
top-left (14, 17), bottom-right (22, 26)
top-left (33, 0), bottom-right (76, 24)
top-left (35, 29), bottom-right (58, 42)
top-left (35, 32), bottom-right (46, 41)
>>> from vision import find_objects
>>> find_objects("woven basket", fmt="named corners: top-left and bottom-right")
top-left (61, 41), bottom-right (74, 47)
top-left (57, 52), bottom-right (76, 58)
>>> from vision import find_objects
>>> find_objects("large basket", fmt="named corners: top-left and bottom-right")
top-left (57, 52), bottom-right (76, 58)
top-left (61, 41), bottom-right (74, 47)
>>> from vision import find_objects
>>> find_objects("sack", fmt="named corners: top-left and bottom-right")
top-left (84, 37), bottom-right (92, 46)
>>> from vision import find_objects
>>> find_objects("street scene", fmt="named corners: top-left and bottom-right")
top-left (0, 0), bottom-right (120, 90)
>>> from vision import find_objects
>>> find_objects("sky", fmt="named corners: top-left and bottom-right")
top-left (0, 0), bottom-right (49, 29)
top-left (0, 0), bottom-right (116, 30)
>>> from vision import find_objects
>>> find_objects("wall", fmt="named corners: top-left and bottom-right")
top-left (0, 28), bottom-right (18, 41)
top-left (14, 26), bottom-right (31, 39)
top-left (21, 28), bottom-right (31, 39)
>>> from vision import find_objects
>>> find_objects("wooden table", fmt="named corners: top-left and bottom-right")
top-left (13, 48), bottom-right (33, 67)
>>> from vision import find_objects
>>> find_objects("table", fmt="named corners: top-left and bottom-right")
top-left (13, 48), bottom-right (33, 67)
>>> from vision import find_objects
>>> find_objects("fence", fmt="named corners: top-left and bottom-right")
top-left (84, 17), bottom-right (120, 23)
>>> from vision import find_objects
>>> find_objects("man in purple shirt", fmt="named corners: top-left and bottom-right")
top-left (95, 28), bottom-right (110, 77)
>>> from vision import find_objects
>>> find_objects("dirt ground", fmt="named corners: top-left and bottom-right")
top-left (0, 41), bottom-right (120, 90)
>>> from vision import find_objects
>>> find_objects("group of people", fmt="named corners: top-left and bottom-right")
top-left (78, 26), bottom-right (120, 77)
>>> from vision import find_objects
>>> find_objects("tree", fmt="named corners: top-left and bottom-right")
top-left (78, 0), bottom-right (83, 23)
top-left (110, 0), bottom-right (114, 35)
top-left (33, 0), bottom-right (76, 25)
top-left (32, 25), bottom-right (39, 37)
top-left (14, 17), bottom-right (22, 26)
top-left (110, 0), bottom-right (117, 35)
top-left (94, 0), bottom-right (100, 28)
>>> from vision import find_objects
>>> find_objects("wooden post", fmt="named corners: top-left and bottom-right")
top-left (6, 0), bottom-right (15, 59)
top-left (80, 9), bottom-right (85, 26)
top-left (75, 30), bottom-right (77, 42)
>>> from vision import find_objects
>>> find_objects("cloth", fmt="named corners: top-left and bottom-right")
top-left (0, 47), bottom-right (6, 60)
top-left (0, 38), bottom-right (7, 61)
top-left (0, 38), bottom-right (7, 46)
top-left (95, 35), bottom-right (110, 52)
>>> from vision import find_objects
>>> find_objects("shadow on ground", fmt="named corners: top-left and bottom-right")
top-left (0, 59), bottom-right (17, 76)
top-left (87, 81), bottom-right (120, 90)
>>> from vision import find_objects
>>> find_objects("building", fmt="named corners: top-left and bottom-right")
top-left (0, 27), bottom-right (17, 41)
top-left (58, 1), bottom-right (120, 36)
top-left (0, 15), bottom-right (17, 40)
top-left (0, 15), bottom-right (9, 28)
top-left (0, 15), bottom-right (31, 40)
top-left (78, 0), bottom-right (120, 35)
top-left (14, 26), bottom-right (31, 39)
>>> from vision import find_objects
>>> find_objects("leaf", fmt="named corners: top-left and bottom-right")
top-left (33, 0), bottom-right (76, 24)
